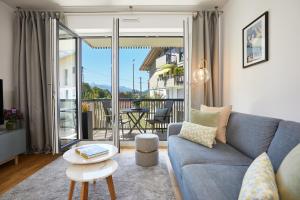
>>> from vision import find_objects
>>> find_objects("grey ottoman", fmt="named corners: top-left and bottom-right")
top-left (135, 134), bottom-right (159, 167)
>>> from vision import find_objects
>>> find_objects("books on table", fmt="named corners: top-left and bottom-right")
top-left (75, 145), bottom-right (109, 159)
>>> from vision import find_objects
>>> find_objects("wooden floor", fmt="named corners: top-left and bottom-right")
top-left (0, 149), bottom-right (182, 199)
top-left (0, 154), bottom-right (59, 195)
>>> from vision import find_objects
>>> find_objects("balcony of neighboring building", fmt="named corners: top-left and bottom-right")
top-left (149, 66), bottom-right (184, 90)
top-left (155, 54), bottom-right (177, 69)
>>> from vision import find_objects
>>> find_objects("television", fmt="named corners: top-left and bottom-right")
top-left (0, 79), bottom-right (3, 125)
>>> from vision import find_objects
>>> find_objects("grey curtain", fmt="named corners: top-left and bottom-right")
top-left (13, 11), bottom-right (63, 153)
top-left (191, 11), bottom-right (222, 108)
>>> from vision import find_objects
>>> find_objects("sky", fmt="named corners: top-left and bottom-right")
top-left (82, 41), bottom-right (150, 91)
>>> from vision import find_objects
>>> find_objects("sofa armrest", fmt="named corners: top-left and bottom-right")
top-left (167, 123), bottom-right (183, 137)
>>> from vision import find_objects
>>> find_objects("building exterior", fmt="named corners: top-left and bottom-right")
top-left (139, 47), bottom-right (184, 99)
top-left (59, 53), bottom-right (77, 100)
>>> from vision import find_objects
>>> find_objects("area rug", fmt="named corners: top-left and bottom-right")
top-left (1, 151), bottom-right (175, 200)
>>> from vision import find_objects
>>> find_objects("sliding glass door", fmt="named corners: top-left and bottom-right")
top-left (52, 21), bottom-right (81, 152)
top-left (51, 15), bottom-right (191, 152)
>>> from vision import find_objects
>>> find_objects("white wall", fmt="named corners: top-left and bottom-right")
top-left (223, 0), bottom-right (300, 122)
top-left (0, 1), bottom-right (14, 108)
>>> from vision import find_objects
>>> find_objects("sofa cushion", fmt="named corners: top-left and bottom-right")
top-left (182, 164), bottom-right (248, 200)
top-left (190, 109), bottom-right (219, 127)
top-left (178, 121), bottom-right (217, 148)
top-left (276, 144), bottom-right (300, 200)
top-left (168, 135), bottom-right (252, 178)
top-left (238, 153), bottom-right (279, 200)
top-left (267, 121), bottom-right (300, 172)
top-left (201, 104), bottom-right (232, 143)
top-left (226, 112), bottom-right (280, 159)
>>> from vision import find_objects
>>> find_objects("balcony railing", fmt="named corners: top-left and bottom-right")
top-left (156, 54), bottom-right (177, 68)
top-left (157, 75), bottom-right (184, 88)
top-left (82, 98), bottom-right (184, 130)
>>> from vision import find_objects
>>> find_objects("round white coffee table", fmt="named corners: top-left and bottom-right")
top-left (63, 144), bottom-right (118, 165)
top-left (66, 159), bottom-right (118, 200)
top-left (63, 144), bottom-right (119, 200)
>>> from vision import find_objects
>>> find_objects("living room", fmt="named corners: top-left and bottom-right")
top-left (0, 0), bottom-right (299, 200)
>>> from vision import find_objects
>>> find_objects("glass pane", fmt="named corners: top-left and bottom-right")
top-left (81, 37), bottom-right (112, 142)
top-left (58, 25), bottom-right (78, 147)
top-left (117, 37), bottom-right (184, 142)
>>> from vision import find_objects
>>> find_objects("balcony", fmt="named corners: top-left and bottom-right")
top-left (165, 75), bottom-right (184, 88)
top-left (82, 98), bottom-right (184, 141)
top-left (157, 79), bottom-right (166, 88)
top-left (156, 75), bottom-right (184, 89)
top-left (156, 54), bottom-right (177, 69)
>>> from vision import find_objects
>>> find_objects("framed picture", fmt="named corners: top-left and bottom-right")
top-left (243, 11), bottom-right (268, 68)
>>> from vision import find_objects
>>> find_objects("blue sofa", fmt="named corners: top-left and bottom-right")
top-left (167, 112), bottom-right (300, 200)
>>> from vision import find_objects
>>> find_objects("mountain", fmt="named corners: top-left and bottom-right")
top-left (90, 83), bottom-right (133, 93)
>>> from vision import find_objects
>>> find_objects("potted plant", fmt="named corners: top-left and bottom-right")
top-left (81, 102), bottom-right (93, 139)
top-left (4, 108), bottom-right (23, 130)
top-left (174, 67), bottom-right (184, 76)
top-left (133, 100), bottom-right (141, 109)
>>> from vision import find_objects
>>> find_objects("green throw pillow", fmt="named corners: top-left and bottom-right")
top-left (178, 121), bottom-right (217, 148)
top-left (276, 144), bottom-right (300, 200)
top-left (190, 109), bottom-right (219, 127)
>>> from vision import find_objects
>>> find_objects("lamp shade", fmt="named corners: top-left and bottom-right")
top-left (192, 59), bottom-right (210, 83)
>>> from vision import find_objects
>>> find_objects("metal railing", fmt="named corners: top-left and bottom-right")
top-left (158, 75), bottom-right (184, 88)
top-left (82, 98), bottom-right (184, 130)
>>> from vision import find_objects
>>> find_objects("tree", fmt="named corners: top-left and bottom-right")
top-left (82, 83), bottom-right (93, 99)
top-left (82, 83), bottom-right (111, 100)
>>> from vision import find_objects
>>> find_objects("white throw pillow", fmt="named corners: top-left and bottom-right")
top-left (178, 121), bottom-right (217, 148)
top-left (238, 153), bottom-right (279, 200)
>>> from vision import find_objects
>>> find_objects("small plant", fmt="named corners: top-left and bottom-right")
top-left (133, 100), bottom-right (141, 108)
top-left (4, 108), bottom-right (23, 121)
top-left (4, 108), bottom-right (23, 130)
top-left (82, 102), bottom-right (90, 112)
top-left (174, 67), bottom-right (184, 76)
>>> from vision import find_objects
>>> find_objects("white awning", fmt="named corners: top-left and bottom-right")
top-left (83, 37), bottom-right (183, 49)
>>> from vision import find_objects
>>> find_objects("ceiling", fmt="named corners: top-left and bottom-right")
top-left (0, 0), bottom-right (228, 12)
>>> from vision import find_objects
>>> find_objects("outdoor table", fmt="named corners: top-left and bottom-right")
top-left (121, 108), bottom-right (149, 134)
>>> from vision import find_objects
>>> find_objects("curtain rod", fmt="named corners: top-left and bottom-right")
top-left (64, 11), bottom-right (195, 15)
top-left (192, 6), bottom-right (223, 18)
top-left (15, 6), bottom-right (222, 16)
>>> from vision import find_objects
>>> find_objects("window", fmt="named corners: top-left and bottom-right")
top-left (179, 48), bottom-right (184, 62)
top-left (65, 90), bottom-right (69, 99)
top-left (64, 69), bottom-right (68, 86)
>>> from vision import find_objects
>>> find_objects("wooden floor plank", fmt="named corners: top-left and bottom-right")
top-left (0, 154), bottom-right (59, 195)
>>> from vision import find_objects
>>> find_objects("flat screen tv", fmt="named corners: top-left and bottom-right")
top-left (0, 79), bottom-right (3, 125)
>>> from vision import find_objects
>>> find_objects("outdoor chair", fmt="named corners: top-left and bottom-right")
top-left (145, 100), bottom-right (174, 133)
top-left (102, 100), bottom-right (131, 140)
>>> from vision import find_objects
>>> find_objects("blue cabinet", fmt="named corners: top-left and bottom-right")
top-left (0, 129), bottom-right (26, 165)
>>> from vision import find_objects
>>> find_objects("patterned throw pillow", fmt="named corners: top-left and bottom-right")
top-left (238, 153), bottom-right (279, 200)
top-left (178, 121), bottom-right (217, 148)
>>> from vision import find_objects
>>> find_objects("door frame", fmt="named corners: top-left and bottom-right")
top-left (112, 18), bottom-right (120, 150)
top-left (53, 20), bottom-right (82, 153)
top-left (52, 14), bottom-right (192, 152)
top-left (183, 16), bottom-right (192, 121)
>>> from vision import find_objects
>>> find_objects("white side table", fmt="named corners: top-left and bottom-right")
top-left (66, 159), bottom-right (118, 200)
top-left (63, 144), bottom-right (119, 200)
